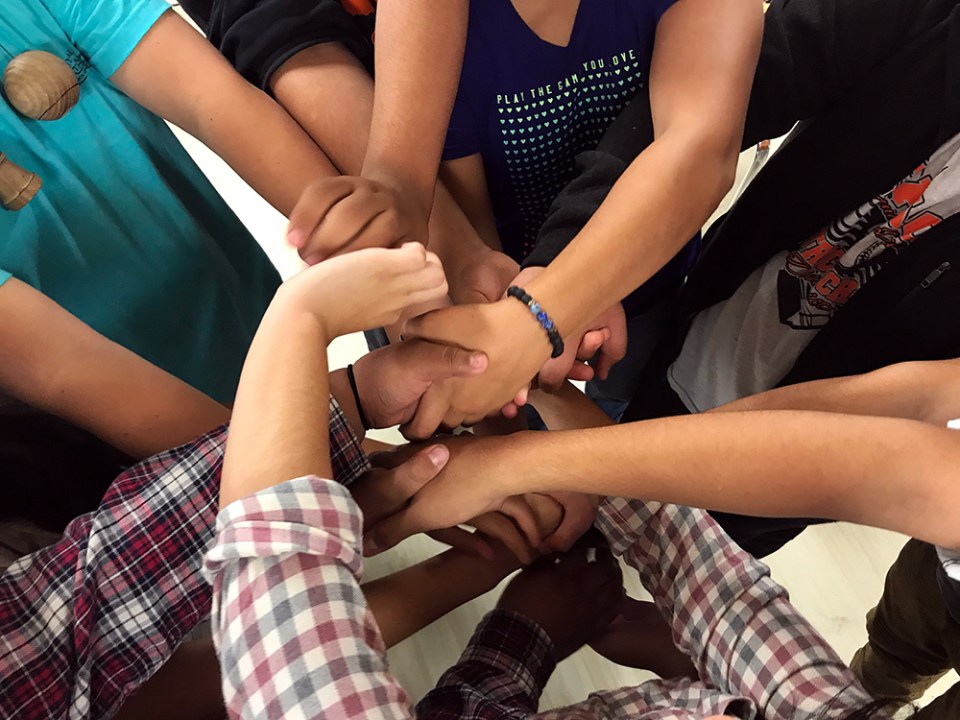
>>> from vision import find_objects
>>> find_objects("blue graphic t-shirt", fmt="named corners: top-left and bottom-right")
top-left (443, 0), bottom-right (675, 262)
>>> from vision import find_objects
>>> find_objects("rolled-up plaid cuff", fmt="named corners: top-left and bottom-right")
top-left (462, 609), bottom-right (558, 700)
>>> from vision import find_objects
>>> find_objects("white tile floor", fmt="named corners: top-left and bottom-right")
top-left (171, 124), bottom-right (957, 710)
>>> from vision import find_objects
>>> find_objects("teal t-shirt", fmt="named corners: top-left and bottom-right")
top-left (0, 0), bottom-right (281, 404)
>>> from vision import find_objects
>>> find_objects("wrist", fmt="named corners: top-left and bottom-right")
top-left (273, 280), bottom-right (338, 340)
top-left (361, 164), bottom-right (434, 219)
top-left (329, 368), bottom-right (365, 437)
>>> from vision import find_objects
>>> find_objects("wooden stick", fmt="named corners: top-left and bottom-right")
top-left (0, 153), bottom-right (42, 211)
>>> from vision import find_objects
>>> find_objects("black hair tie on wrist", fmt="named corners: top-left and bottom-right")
top-left (506, 286), bottom-right (565, 359)
top-left (346, 364), bottom-right (372, 431)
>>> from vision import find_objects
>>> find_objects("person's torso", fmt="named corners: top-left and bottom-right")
top-left (669, 132), bottom-right (960, 412)
top-left (0, 0), bottom-right (280, 403)
top-left (444, 0), bottom-right (671, 261)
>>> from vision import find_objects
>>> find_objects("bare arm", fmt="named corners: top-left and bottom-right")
top-left (528, 0), bottom-right (763, 334)
top-left (111, 10), bottom-right (337, 217)
top-left (398, 412), bottom-right (960, 551)
top-left (0, 279), bottom-right (228, 460)
top-left (402, 0), bottom-right (764, 431)
top-left (712, 360), bottom-right (960, 426)
top-left (440, 155), bottom-right (503, 251)
top-left (220, 287), bottom-right (333, 508)
top-left (363, 0), bottom-right (469, 214)
top-left (363, 547), bottom-right (518, 648)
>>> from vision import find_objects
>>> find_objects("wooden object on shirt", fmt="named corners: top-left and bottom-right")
top-left (0, 153), bottom-right (42, 211)
top-left (3, 51), bottom-right (79, 121)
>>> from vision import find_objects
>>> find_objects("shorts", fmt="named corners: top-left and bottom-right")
top-left (178, 0), bottom-right (376, 91)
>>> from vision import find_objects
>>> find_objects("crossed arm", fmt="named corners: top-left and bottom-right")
top-left (111, 9), bottom-right (338, 216)
top-left (400, 0), bottom-right (765, 433)
top-left (370, 360), bottom-right (960, 553)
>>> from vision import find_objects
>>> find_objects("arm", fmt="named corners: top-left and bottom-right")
top-left (362, 0), bottom-right (469, 217)
top-left (526, 0), bottom-right (762, 335)
top-left (711, 359), bottom-right (960, 425)
top-left (273, 44), bottom-right (515, 297)
top-left (362, 545), bottom-right (519, 648)
top-left (111, 10), bottom-right (337, 217)
top-left (0, 278), bottom-right (228, 460)
top-left (404, 0), bottom-right (763, 430)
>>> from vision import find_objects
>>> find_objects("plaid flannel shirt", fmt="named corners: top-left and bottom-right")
top-left (207, 484), bottom-right (888, 720)
top-left (0, 400), bottom-right (367, 720)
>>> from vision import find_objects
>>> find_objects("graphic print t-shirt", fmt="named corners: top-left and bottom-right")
top-left (668, 132), bottom-right (960, 412)
top-left (443, 0), bottom-right (674, 262)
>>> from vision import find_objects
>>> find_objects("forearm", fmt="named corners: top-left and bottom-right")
top-left (221, 289), bottom-right (332, 507)
top-left (186, 79), bottom-right (337, 216)
top-left (272, 43), bottom-right (492, 270)
top-left (363, 548), bottom-right (518, 648)
top-left (113, 11), bottom-right (337, 218)
top-left (0, 280), bottom-right (227, 460)
top-left (528, 133), bottom-right (736, 336)
top-left (364, 0), bottom-right (469, 212)
top-left (498, 411), bottom-right (960, 548)
top-left (528, 383), bottom-right (613, 431)
top-left (713, 360), bottom-right (960, 425)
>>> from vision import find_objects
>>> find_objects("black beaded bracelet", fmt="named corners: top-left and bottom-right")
top-left (346, 364), bottom-right (372, 431)
top-left (506, 286), bottom-right (565, 358)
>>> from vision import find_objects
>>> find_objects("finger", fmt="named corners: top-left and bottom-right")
top-left (576, 329), bottom-right (608, 362)
top-left (355, 445), bottom-right (449, 526)
top-left (470, 513), bottom-right (536, 565)
top-left (402, 340), bottom-right (489, 384)
top-left (500, 402), bottom-right (519, 419)
top-left (311, 190), bottom-right (393, 257)
top-left (427, 527), bottom-right (495, 560)
top-left (566, 362), bottom-right (595, 383)
top-left (400, 385), bottom-right (452, 440)
top-left (287, 180), bottom-right (353, 254)
top-left (367, 443), bottom-right (422, 470)
top-left (364, 506), bottom-right (423, 556)
top-left (500, 496), bottom-right (546, 548)
top-left (594, 306), bottom-right (628, 381)
top-left (402, 306), bottom-right (480, 348)
top-left (538, 350), bottom-right (577, 393)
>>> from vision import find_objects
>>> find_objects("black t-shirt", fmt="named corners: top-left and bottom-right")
top-left (178, 0), bottom-right (376, 90)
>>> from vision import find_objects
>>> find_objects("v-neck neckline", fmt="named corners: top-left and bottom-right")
top-left (504, 0), bottom-right (587, 50)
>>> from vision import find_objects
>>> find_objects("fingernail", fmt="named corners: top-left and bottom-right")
top-left (427, 445), bottom-right (449, 467)
top-left (287, 228), bottom-right (306, 248)
top-left (469, 353), bottom-right (486, 369)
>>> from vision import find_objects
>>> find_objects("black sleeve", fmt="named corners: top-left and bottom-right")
top-left (524, 0), bottom-right (952, 270)
top-left (522, 91), bottom-right (652, 269)
top-left (179, 0), bottom-right (376, 91)
top-left (743, 0), bottom-right (952, 146)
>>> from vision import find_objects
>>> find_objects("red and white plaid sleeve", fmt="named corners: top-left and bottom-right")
top-left (205, 475), bottom-right (413, 719)
top-left (540, 498), bottom-right (887, 720)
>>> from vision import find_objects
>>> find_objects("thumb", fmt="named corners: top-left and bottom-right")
top-left (420, 342), bottom-right (488, 381)
top-left (402, 306), bottom-right (476, 347)
top-left (364, 505), bottom-right (424, 556)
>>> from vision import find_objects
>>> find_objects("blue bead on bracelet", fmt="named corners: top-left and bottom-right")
top-left (506, 286), bottom-right (565, 358)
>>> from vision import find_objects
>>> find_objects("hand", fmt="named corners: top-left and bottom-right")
top-left (287, 174), bottom-right (428, 262)
top-left (364, 433), bottom-right (523, 555)
top-left (351, 339), bottom-right (488, 429)
top-left (400, 300), bottom-right (551, 438)
top-left (354, 443), bottom-right (492, 559)
top-left (512, 267), bottom-right (628, 393)
top-left (448, 249), bottom-right (520, 305)
top-left (360, 439), bottom-right (544, 564)
top-left (282, 243), bottom-right (448, 338)
top-left (539, 492), bottom-right (600, 553)
top-left (589, 597), bottom-right (696, 679)
top-left (497, 533), bottom-right (623, 660)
